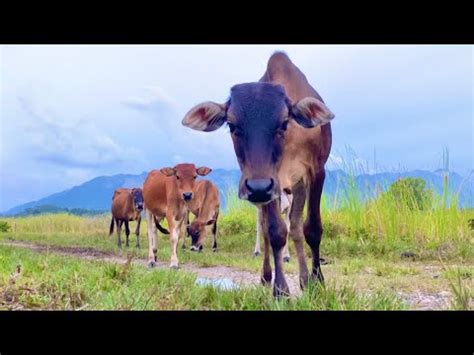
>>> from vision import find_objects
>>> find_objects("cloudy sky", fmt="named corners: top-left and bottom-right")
top-left (0, 45), bottom-right (472, 211)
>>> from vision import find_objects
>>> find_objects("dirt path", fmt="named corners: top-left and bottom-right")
top-left (0, 241), bottom-right (302, 295)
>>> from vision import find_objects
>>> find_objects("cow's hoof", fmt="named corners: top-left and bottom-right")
top-left (212, 248), bottom-right (218, 253)
top-left (283, 256), bottom-right (290, 263)
top-left (170, 264), bottom-right (179, 269)
top-left (253, 251), bottom-right (261, 257)
top-left (147, 261), bottom-right (156, 268)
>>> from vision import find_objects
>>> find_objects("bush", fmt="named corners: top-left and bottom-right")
top-left (0, 221), bottom-right (11, 232)
top-left (382, 177), bottom-right (433, 211)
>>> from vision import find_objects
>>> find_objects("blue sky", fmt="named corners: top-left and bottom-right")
top-left (0, 45), bottom-right (472, 211)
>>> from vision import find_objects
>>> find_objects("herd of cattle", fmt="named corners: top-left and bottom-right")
top-left (109, 52), bottom-right (335, 297)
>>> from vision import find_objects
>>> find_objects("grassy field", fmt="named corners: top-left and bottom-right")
top-left (0, 180), bottom-right (473, 310)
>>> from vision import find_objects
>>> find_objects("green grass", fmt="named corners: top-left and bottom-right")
top-left (0, 171), bottom-right (472, 310)
top-left (0, 245), bottom-right (405, 310)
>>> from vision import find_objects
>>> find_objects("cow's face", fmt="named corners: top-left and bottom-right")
top-left (186, 219), bottom-right (215, 251)
top-left (160, 164), bottom-right (212, 202)
top-left (182, 82), bottom-right (335, 205)
top-left (131, 188), bottom-right (144, 211)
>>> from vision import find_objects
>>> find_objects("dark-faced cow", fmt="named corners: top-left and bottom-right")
top-left (184, 179), bottom-right (220, 252)
top-left (182, 52), bottom-right (335, 297)
top-left (143, 164), bottom-right (212, 268)
top-left (109, 188), bottom-right (144, 248)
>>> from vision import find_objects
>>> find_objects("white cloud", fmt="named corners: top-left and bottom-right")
top-left (121, 86), bottom-right (176, 112)
top-left (18, 94), bottom-right (143, 168)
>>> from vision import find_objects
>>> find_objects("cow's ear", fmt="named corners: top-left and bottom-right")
top-left (182, 102), bottom-right (227, 132)
top-left (196, 167), bottom-right (212, 176)
top-left (206, 219), bottom-right (216, 226)
top-left (291, 97), bottom-right (335, 128)
top-left (160, 167), bottom-right (176, 177)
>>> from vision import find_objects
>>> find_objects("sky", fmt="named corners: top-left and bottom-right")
top-left (0, 45), bottom-right (472, 211)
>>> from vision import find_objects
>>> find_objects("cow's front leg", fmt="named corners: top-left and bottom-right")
top-left (146, 209), bottom-right (157, 267)
top-left (135, 215), bottom-right (141, 248)
top-left (281, 192), bottom-right (292, 263)
top-left (211, 212), bottom-right (218, 252)
top-left (262, 200), bottom-right (290, 298)
top-left (167, 213), bottom-right (182, 269)
top-left (124, 220), bottom-right (130, 247)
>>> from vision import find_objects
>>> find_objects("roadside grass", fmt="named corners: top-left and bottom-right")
top-left (0, 245), bottom-right (406, 310)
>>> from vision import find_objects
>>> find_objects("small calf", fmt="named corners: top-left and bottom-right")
top-left (185, 180), bottom-right (220, 252)
top-left (109, 188), bottom-right (144, 248)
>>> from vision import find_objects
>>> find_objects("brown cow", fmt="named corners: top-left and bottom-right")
top-left (143, 164), bottom-right (212, 268)
top-left (182, 52), bottom-right (335, 297)
top-left (109, 188), bottom-right (144, 248)
top-left (184, 179), bottom-right (220, 252)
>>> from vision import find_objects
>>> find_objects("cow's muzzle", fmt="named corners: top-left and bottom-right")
top-left (182, 192), bottom-right (193, 201)
top-left (190, 245), bottom-right (203, 252)
top-left (244, 178), bottom-right (275, 204)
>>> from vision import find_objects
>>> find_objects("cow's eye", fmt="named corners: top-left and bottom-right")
top-left (227, 122), bottom-right (236, 133)
top-left (193, 176), bottom-right (197, 180)
top-left (280, 120), bottom-right (290, 132)
top-left (176, 176), bottom-right (180, 180)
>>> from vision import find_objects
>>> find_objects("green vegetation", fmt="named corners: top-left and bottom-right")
top-left (0, 245), bottom-right (405, 310)
top-left (13, 204), bottom-right (108, 216)
top-left (0, 174), bottom-right (472, 310)
top-left (0, 221), bottom-right (11, 233)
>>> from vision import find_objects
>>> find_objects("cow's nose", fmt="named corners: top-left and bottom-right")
top-left (183, 192), bottom-right (193, 201)
top-left (245, 179), bottom-right (274, 193)
top-left (245, 179), bottom-right (274, 203)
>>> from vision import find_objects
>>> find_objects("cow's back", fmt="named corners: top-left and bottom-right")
top-left (111, 188), bottom-right (133, 219)
top-left (143, 170), bottom-right (169, 217)
top-left (194, 180), bottom-right (219, 210)
top-left (260, 52), bottom-right (332, 187)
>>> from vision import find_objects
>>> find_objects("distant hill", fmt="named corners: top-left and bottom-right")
top-left (2, 168), bottom-right (472, 216)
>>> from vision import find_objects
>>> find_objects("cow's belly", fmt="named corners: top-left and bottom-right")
top-left (145, 202), bottom-right (167, 218)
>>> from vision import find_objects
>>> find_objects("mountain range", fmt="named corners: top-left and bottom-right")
top-left (2, 168), bottom-right (473, 216)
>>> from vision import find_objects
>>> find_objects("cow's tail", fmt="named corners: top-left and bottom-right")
top-left (109, 217), bottom-right (115, 235)
top-left (154, 216), bottom-right (170, 235)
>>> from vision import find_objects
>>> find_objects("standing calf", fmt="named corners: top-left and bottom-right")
top-left (143, 164), bottom-right (212, 268)
top-left (185, 179), bottom-right (220, 252)
top-left (109, 188), bottom-right (144, 248)
top-left (182, 52), bottom-right (335, 297)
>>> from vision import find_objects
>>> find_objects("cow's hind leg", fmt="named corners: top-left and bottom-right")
top-left (124, 220), bottom-right (130, 247)
top-left (254, 209), bottom-right (262, 256)
top-left (262, 200), bottom-right (289, 298)
top-left (289, 181), bottom-right (310, 289)
top-left (135, 215), bottom-right (141, 248)
top-left (116, 219), bottom-right (123, 248)
top-left (146, 209), bottom-right (157, 267)
top-left (304, 169), bottom-right (326, 284)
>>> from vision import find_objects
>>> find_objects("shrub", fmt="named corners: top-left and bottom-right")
top-left (382, 177), bottom-right (433, 211)
top-left (0, 221), bottom-right (11, 232)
